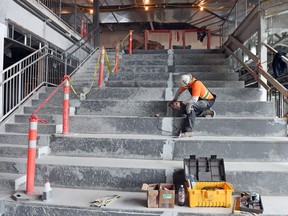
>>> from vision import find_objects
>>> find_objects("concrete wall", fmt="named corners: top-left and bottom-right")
top-left (100, 29), bottom-right (220, 49)
top-left (0, 0), bottom-right (82, 53)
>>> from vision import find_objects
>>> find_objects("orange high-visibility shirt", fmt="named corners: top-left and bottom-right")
top-left (180, 79), bottom-right (214, 100)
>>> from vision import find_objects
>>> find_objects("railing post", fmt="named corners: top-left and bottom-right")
top-left (63, 77), bottom-right (70, 134)
top-left (207, 29), bottom-right (211, 49)
top-left (98, 46), bottom-right (105, 87)
top-left (115, 43), bottom-right (119, 73)
top-left (144, 30), bottom-right (148, 50)
top-left (129, 30), bottom-right (133, 55)
top-left (26, 115), bottom-right (38, 195)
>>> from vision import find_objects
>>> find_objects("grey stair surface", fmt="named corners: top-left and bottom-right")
top-left (41, 87), bottom-right (266, 101)
top-left (75, 100), bottom-right (274, 117)
top-left (1, 48), bottom-right (288, 216)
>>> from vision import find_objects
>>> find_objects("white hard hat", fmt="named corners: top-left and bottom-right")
top-left (179, 74), bottom-right (192, 87)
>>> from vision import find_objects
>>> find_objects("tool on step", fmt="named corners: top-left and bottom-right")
top-left (90, 195), bottom-right (121, 207)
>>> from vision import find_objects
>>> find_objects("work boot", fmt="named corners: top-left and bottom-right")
top-left (178, 131), bottom-right (193, 138)
top-left (204, 109), bottom-right (216, 117)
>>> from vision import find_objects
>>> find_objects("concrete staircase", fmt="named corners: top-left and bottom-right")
top-left (0, 49), bottom-right (288, 216)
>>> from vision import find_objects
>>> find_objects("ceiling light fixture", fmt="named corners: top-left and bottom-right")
top-left (145, 6), bottom-right (149, 11)
top-left (89, 9), bottom-right (93, 15)
top-left (144, 0), bottom-right (149, 4)
top-left (200, 6), bottom-right (204, 11)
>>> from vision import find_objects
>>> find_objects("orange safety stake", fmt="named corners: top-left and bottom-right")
top-left (115, 43), bottom-right (119, 73)
top-left (98, 46), bottom-right (105, 87)
top-left (62, 77), bottom-right (70, 134)
top-left (26, 115), bottom-right (38, 195)
top-left (129, 30), bottom-right (133, 55)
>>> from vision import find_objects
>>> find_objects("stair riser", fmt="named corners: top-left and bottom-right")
top-left (106, 73), bottom-right (238, 81)
top-left (5, 124), bottom-right (56, 134)
top-left (121, 60), bottom-right (168, 66)
top-left (0, 134), bottom-right (50, 146)
top-left (108, 73), bottom-right (169, 81)
top-left (42, 88), bottom-right (266, 102)
top-left (0, 147), bottom-right (27, 158)
top-left (14, 115), bottom-right (60, 124)
top-left (174, 59), bottom-right (228, 65)
top-left (0, 179), bottom-right (15, 191)
top-left (24, 107), bottom-right (63, 115)
top-left (174, 54), bottom-right (225, 59)
top-left (173, 49), bottom-right (223, 54)
top-left (3, 203), bottom-right (167, 216)
top-left (34, 164), bottom-right (166, 192)
top-left (0, 146), bottom-right (47, 158)
top-left (32, 163), bottom-right (288, 195)
top-left (50, 137), bottom-right (288, 162)
top-left (172, 73), bottom-right (238, 81)
top-left (173, 65), bottom-right (231, 72)
top-left (75, 101), bottom-right (275, 117)
top-left (65, 116), bottom-right (286, 137)
top-left (0, 161), bottom-right (26, 174)
top-left (105, 80), bottom-right (244, 88)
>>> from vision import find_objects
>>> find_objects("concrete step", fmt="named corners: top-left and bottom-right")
top-left (173, 49), bottom-right (224, 54)
top-left (2, 187), bottom-right (288, 215)
top-left (121, 54), bottom-right (168, 60)
top-left (105, 80), bottom-right (244, 88)
top-left (0, 133), bottom-right (49, 146)
top-left (50, 134), bottom-right (288, 162)
top-left (105, 72), bottom-right (238, 81)
top-left (117, 66), bottom-right (167, 73)
top-left (5, 122), bottom-right (57, 134)
top-left (172, 65), bottom-right (231, 73)
top-left (0, 144), bottom-right (49, 158)
top-left (174, 58), bottom-right (228, 65)
top-left (172, 72), bottom-right (238, 81)
top-left (14, 114), bottom-right (61, 124)
top-left (75, 101), bottom-right (275, 117)
top-left (174, 53), bottom-right (226, 59)
top-left (108, 72), bottom-right (169, 81)
top-left (24, 106), bottom-right (63, 115)
top-left (42, 87), bottom-right (267, 102)
top-left (64, 115), bottom-right (286, 137)
top-left (120, 59), bottom-right (168, 66)
top-left (0, 157), bottom-right (26, 174)
top-left (2, 156), bottom-right (287, 195)
top-left (0, 172), bottom-right (26, 191)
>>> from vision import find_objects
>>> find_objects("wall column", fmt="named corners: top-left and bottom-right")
top-left (93, 0), bottom-right (100, 47)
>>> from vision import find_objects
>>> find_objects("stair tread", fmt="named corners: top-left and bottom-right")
top-left (1, 186), bottom-right (288, 215)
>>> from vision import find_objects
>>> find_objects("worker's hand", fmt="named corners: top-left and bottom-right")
top-left (168, 99), bottom-right (177, 108)
top-left (169, 101), bottom-right (181, 110)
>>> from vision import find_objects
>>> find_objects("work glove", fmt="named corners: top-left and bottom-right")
top-left (168, 99), bottom-right (177, 108)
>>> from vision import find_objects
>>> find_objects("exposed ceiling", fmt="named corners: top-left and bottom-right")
top-left (69, 0), bottom-right (260, 35)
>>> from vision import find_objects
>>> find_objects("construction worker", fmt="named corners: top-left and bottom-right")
top-left (168, 74), bottom-right (216, 137)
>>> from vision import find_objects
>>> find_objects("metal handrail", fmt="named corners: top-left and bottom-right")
top-left (0, 46), bottom-right (76, 122)
top-left (223, 2), bottom-right (288, 117)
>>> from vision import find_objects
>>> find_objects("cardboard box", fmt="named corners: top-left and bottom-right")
top-left (141, 183), bottom-right (159, 208)
top-left (159, 183), bottom-right (175, 208)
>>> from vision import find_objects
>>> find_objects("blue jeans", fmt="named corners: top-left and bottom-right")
top-left (181, 99), bottom-right (215, 132)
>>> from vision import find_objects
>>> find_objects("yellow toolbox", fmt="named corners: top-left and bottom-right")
top-left (184, 155), bottom-right (234, 208)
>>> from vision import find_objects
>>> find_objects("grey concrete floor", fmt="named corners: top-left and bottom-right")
top-left (1, 187), bottom-right (288, 215)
